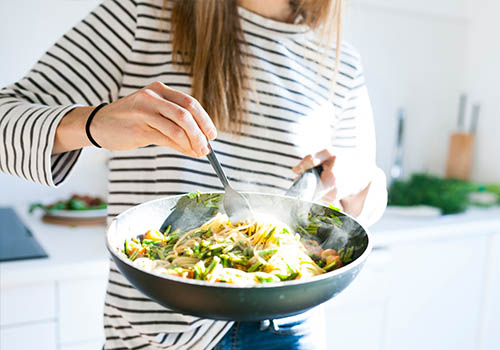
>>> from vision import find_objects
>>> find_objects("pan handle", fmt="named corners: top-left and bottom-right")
top-left (285, 165), bottom-right (323, 202)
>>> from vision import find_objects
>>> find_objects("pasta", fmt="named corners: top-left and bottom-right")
top-left (123, 213), bottom-right (348, 285)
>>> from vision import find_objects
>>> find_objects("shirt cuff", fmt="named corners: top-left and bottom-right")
top-left (43, 105), bottom-right (82, 187)
top-left (356, 167), bottom-right (388, 227)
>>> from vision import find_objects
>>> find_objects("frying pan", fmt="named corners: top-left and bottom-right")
top-left (106, 168), bottom-right (372, 321)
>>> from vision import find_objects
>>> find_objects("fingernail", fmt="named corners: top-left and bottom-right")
top-left (199, 144), bottom-right (209, 155)
top-left (208, 129), bottom-right (217, 140)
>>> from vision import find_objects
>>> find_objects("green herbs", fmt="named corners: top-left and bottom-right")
top-left (388, 173), bottom-right (481, 215)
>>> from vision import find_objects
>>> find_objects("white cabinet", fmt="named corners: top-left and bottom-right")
top-left (325, 247), bottom-right (393, 349)
top-left (58, 277), bottom-right (107, 346)
top-left (0, 282), bottom-right (56, 326)
top-left (481, 233), bottom-right (500, 350)
top-left (325, 234), bottom-right (491, 350)
top-left (61, 340), bottom-right (105, 350)
top-left (384, 235), bottom-right (488, 350)
top-left (0, 278), bottom-right (106, 349)
top-left (0, 321), bottom-right (57, 350)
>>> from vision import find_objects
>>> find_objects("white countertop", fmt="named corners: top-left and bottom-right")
top-left (370, 206), bottom-right (500, 246)
top-left (1, 204), bottom-right (500, 287)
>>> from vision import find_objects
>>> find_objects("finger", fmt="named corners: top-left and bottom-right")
top-left (154, 97), bottom-right (209, 156)
top-left (149, 82), bottom-right (217, 140)
top-left (145, 127), bottom-right (198, 157)
top-left (292, 148), bottom-right (335, 174)
top-left (320, 156), bottom-right (336, 188)
top-left (146, 113), bottom-right (192, 153)
top-left (321, 187), bottom-right (338, 203)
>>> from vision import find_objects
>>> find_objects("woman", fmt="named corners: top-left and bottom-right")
top-left (0, 0), bottom-right (386, 348)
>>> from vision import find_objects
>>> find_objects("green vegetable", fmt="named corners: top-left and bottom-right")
top-left (68, 198), bottom-right (88, 210)
top-left (275, 264), bottom-right (298, 281)
top-left (28, 203), bottom-right (45, 214)
top-left (265, 226), bottom-right (276, 241)
top-left (339, 246), bottom-right (354, 264)
top-left (206, 256), bottom-right (221, 274)
top-left (388, 173), bottom-right (477, 214)
top-left (324, 260), bottom-right (337, 271)
top-left (28, 195), bottom-right (107, 214)
top-left (258, 248), bottom-right (278, 257)
top-left (193, 261), bottom-right (206, 280)
top-left (248, 262), bottom-right (262, 272)
top-left (255, 273), bottom-right (280, 283)
top-left (328, 204), bottom-right (341, 212)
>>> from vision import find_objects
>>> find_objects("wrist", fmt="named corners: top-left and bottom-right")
top-left (53, 106), bottom-right (93, 154)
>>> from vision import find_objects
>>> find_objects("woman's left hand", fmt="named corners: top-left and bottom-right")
top-left (292, 148), bottom-right (337, 203)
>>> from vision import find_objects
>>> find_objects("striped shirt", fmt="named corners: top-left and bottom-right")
top-left (0, 0), bottom-right (387, 349)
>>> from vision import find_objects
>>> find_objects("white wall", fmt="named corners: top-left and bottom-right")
top-left (0, 0), bottom-right (107, 205)
top-left (346, 0), bottom-right (499, 183)
top-left (345, 0), bottom-right (470, 179)
top-left (462, 0), bottom-right (500, 183)
top-left (0, 0), bottom-right (498, 205)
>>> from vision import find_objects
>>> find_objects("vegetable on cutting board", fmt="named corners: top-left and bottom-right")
top-left (29, 194), bottom-right (107, 213)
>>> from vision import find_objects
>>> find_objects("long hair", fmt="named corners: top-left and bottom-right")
top-left (169, 0), bottom-right (345, 132)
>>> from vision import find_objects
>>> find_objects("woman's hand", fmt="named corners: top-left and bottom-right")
top-left (292, 148), bottom-right (337, 203)
top-left (293, 148), bottom-right (371, 218)
top-left (53, 81), bottom-right (217, 157)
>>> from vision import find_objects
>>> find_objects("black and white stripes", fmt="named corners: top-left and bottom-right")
top-left (0, 0), bottom-right (384, 349)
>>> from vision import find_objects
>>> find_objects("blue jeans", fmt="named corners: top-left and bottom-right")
top-left (214, 308), bottom-right (326, 350)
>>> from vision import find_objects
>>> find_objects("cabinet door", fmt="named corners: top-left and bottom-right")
top-left (324, 247), bottom-right (393, 350)
top-left (384, 235), bottom-right (489, 350)
top-left (58, 277), bottom-right (107, 344)
top-left (0, 321), bottom-right (57, 350)
top-left (481, 233), bottom-right (500, 350)
top-left (61, 339), bottom-right (104, 350)
top-left (0, 282), bottom-right (56, 326)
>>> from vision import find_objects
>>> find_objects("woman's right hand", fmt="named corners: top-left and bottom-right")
top-left (53, 81), bottom-right (217, 157)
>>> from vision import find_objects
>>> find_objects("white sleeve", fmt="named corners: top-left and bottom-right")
top-left (330, 62), bottom-right (387, 227)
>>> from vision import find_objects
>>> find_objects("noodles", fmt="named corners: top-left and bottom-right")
top-left (123, 213), bottom-right (346, 285)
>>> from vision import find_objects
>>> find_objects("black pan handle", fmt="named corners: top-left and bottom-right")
top-left (285, 165), bottom-right (323, 202)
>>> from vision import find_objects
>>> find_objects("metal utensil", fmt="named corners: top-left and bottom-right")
top-left (159, 142), bottom-right (253, 233)
top-left (470, 103), bottom-right (480, 134)
top-left (205, 142), bottom-right (254, 223)
top-left (390, 108), bottom-right (405, 184)
top-left (457, 94), bottom-right (467, 132)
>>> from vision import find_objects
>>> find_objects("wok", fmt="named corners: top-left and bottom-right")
top-left (106, 169), bottom-right (372, 321)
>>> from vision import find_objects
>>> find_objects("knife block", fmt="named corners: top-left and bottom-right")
top-left (445, 132), bottom-right (475, 180)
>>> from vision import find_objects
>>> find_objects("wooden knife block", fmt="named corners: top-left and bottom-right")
top-left (445, 133), bottom-right (475, 180)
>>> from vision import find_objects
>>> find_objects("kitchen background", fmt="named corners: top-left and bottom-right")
top-left (0, 0), bottom-right (499, 350)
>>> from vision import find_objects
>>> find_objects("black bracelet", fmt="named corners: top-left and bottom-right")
top-left (85, 103), bottom-right (107, 148)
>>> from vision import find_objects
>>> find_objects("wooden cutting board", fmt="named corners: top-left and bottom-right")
top-left (42, 215), bottom-right (106, 226)
top-left (445, 132), bottom-right (475, 180)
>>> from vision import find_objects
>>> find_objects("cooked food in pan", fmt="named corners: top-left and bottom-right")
top-left (122, 212), bottom-right (354, 285)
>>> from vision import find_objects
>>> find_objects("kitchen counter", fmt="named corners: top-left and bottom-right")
top-left (370, 206), bottom-right (500, 246)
